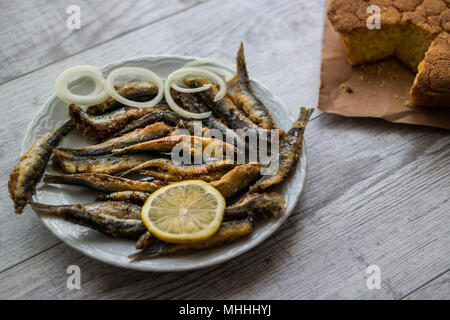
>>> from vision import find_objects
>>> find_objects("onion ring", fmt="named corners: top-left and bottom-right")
top-left (165, 67), bottom-right (228, 119)
top-left (171, 82), bottom-right (211, 93)
top-left (105, 67), bottom-right (164, 108)
top-left (55, 65), bottom-right (109, 106)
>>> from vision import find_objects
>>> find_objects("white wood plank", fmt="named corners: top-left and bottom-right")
top-left (0, 115), bottom-right (448, 299)
top-left (404, 271), bottom-right (449, 300)
top-left (0, 0), bottom-right (206, 83)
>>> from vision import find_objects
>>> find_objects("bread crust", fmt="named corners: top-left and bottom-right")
top-left (411, 32), bottom-right (450, 107)
top-left (327, 0), bottom-right (450, 107)
top-left (328, 0), bottom-right (449, 34)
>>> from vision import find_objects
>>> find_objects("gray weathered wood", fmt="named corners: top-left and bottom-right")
top-left (0, 0), bottom-right (448, 300)
top-left (404, 271), bottom-right (449, 300)
top-left (0, 0), bottom-right (206, 84)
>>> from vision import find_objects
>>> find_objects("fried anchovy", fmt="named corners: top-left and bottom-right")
top-left (137, 169), bottom-right (227, 182)
top-left (112, 135), bottom-right (235, 157)
top-left (58, 122), bottom-right (172, 156)
top-left (172, 90), bottom-right (242, 142)
top-left (185, 78), bottom-right (265, 133)
top-left (44, 173), bottom-right (162, 193)
top-left (233, 43), bottom-right (280, 132)
top-left (96, 191), bottom-right (151, 205)
top-left (250, 107), bottom-right (313, 192)
top-left (112, 104), bottom-right (181, 137)
top-left (120, 158), bottom-right (236, 178)
top-left (31, 201), bottom-right (146, 238)
top-left (129, 218), bottom-right (253, 261)
top-left (8, 121), bottom-right (73, 214)
top-left (211, 163), bottom-right (260, 199)
top-left (52, 149), bottom-right (156, 175)
top-left (86, 81), bottom-right (159, 115)
top-left (135, 231), bottom-right (157, 250)
top-left (69, 104), bottom-right (154, 140)
top-left (225, 192), bottom-right (285, 220)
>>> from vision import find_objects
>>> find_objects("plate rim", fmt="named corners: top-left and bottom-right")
top-left (23, 54), bottom-right (307, 272)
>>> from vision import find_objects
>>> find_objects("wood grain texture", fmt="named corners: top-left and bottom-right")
top-left (0, 114), bottom-right (448, 299)
top-left (404, 271), bottom-right (449, 300)
top-left (1, 0), bottom-right (449, 299)
top-left (0, 0), bottom-right (205, 84)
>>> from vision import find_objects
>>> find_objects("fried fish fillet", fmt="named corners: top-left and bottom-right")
top-left (112, 104), bottom-right (181, 137)
top-left (9, 121), bottom-right (73, 214)
top-left (69, 104), bottom-right (154, 140)
top-left (210, 163), bottom-right (261, 199)
top-left (250, 107), bottom-right (313, 192)
top-left (31, 201), bottom-right (146, 238)
top-left (225, 192), bottom-right (285, 220)
top-left (233, 43), bottom-right (281, 132)
top-left (112, 134), bottom-right (236, 158)
top-left (86, 81), bottom-right (159, 115)
top-left (44, 173), bottom-right (163, 193)
top-left (95, 191), bottom-right (151, 205)
top-left (129, 218), bottom-right (253, 261)
top-left (52, 150), bottom-right (156, 175)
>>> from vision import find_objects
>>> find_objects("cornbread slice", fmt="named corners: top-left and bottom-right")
top-left (327, 0), bottom-right (450, 108)
top-left (411, 32), bottom-right (450, 107)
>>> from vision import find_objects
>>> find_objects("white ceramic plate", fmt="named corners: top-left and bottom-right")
top-left (23, 56), bottom-right (307, 272)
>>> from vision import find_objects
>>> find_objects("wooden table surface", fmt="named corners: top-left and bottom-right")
top-left (0, 0), bottom-right (448, 300)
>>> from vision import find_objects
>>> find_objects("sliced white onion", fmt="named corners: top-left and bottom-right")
top-left (175, 67), bottom-right (226, 102)
top-left (165, 67), bottom-right (232, 119)
top-left (171, 82), bottom-right (211, 93)
top-left (105, 67), bottom-right (164, 108)
top-left (55, 65), bottom-right (109, 106)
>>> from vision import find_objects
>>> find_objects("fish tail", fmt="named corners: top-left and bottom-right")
top-left (236, 42), bottom-right (250, 84)
top-left (297, 107), bottom-right (314, 127)
top-left (128, 249), bottom-right (161, 262)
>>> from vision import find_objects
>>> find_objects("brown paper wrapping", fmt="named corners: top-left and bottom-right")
top-left (318, 18), bottom-right (450, 130)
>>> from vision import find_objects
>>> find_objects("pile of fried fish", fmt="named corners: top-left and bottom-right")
top-left (8, 44), bottom-right (313, 261)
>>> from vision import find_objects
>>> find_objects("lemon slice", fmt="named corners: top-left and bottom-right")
top-left (141, 180), bottom-right (226, 244)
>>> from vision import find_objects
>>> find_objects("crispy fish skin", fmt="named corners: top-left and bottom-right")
top-left (86, 81), bottom-right (158, 115)
top-left (250, 107), bottom-right (313, 192)
top-left (8, 121), bottom-right (73, 214)
top-left (96, 191), bottom-right (151, 205)
top-left (210, 163), bottom-right (261, 199)
top-left (172, 90), bottom-right (241, 141)
top-left (138, 169), bottom-right (227, 183)
top-left (69, 104), bottom-right (154, 140)
top-left (58, 122), bottom-right (172, 156)
top-left (112, 105), bottom-right (181, 137)
top-left (44, 173), bottom-right (162, 193)
top-left (112, 134), bottom-right (235, 157)
top-left (234, 43), bottom-right (280, 132)
top-left (225, 192), bottom-right (285, 220)
top-left (185, 78), bottom-right (260, 131)
top-left (31, 201), bottom-right (146, 238)
top-left (135, 231), bottom-right (157, 250)
top-left (129, 218), bottom-right (253, 261)
top-left (120, 158), bottom-right (236, 179)
top-left (52, 150), bottom-right (155, 175)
